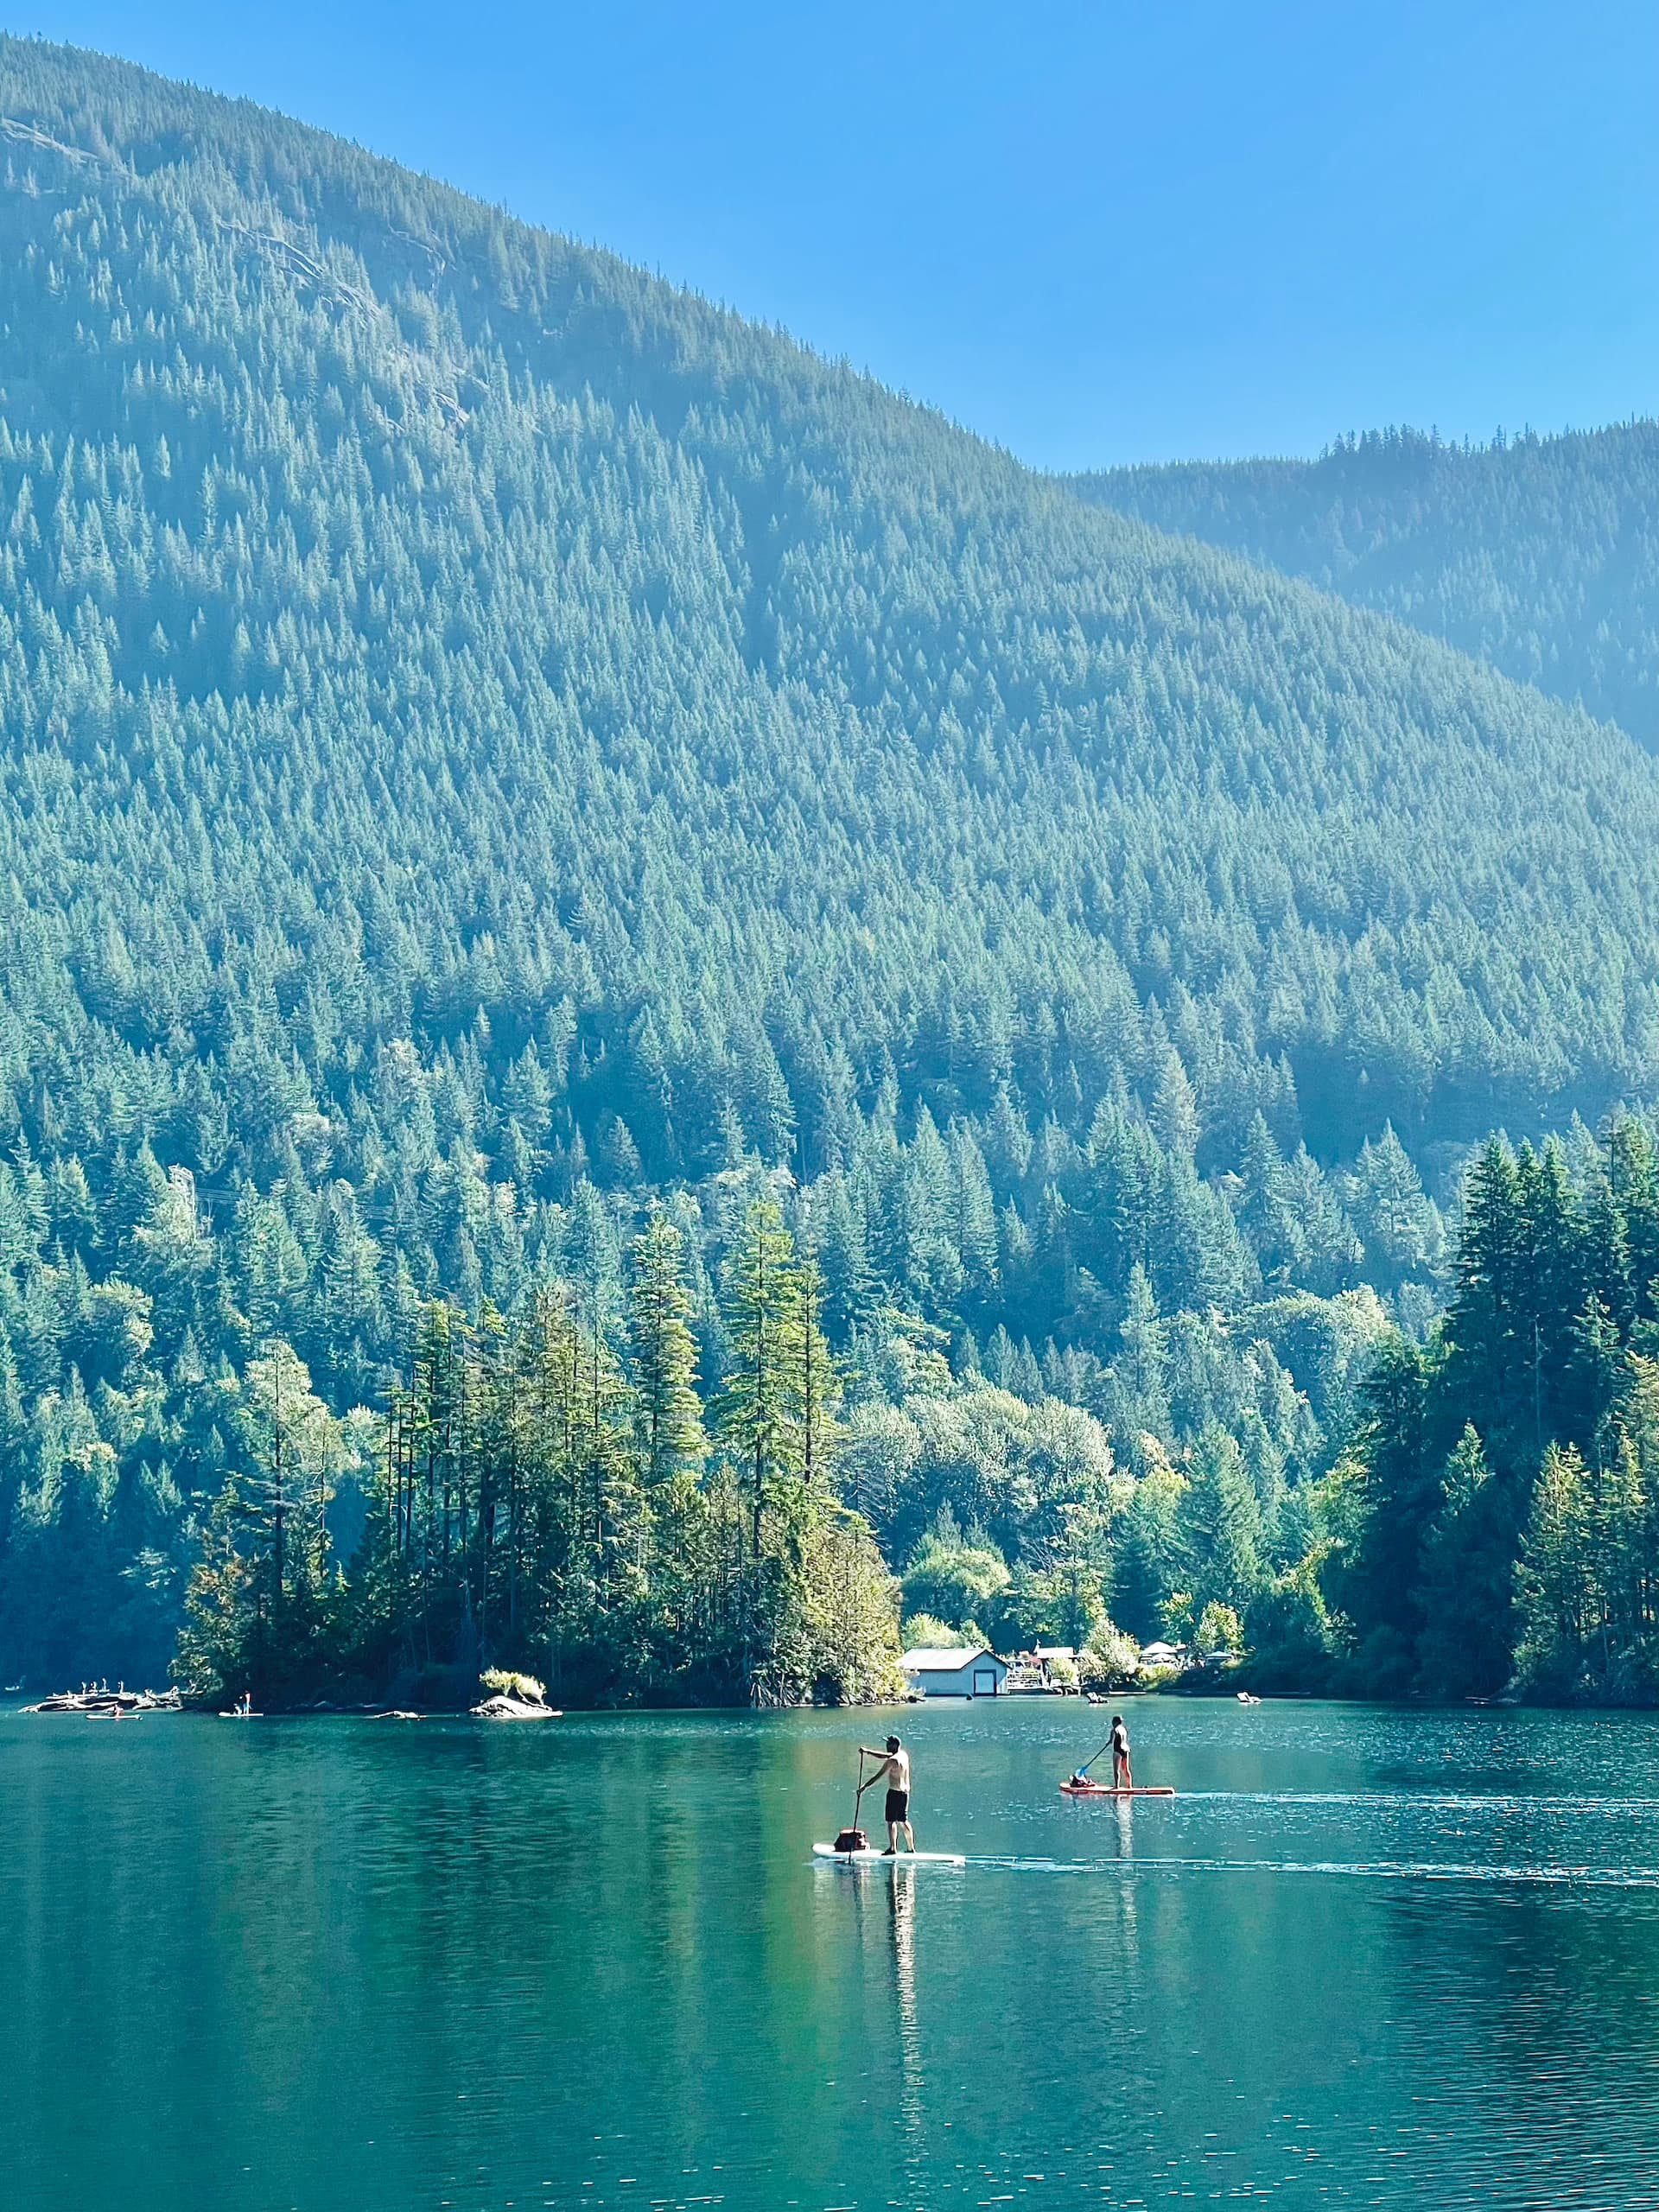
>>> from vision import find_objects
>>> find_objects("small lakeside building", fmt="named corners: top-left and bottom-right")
top-left (1005, 1645), bottom-right (1079, 1693)
top-left (899, 1646), bottom-right (1009, 1700)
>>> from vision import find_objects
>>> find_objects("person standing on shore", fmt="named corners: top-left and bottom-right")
top-left (859, 1733), bottom-right (915, 1853)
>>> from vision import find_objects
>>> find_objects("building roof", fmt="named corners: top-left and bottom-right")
top-left (900, 1645), bottom-right (1001, 1672)
top-left (1033, 1645), bottom-right (1077, 1662)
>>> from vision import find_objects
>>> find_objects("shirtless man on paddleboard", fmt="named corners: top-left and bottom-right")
top-left (859, 1733), bottom-right (914, 1853)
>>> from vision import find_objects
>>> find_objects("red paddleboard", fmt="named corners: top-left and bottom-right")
top-left (1059, 1781), bottom-right (1175, 1797)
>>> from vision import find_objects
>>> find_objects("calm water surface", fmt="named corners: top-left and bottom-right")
top-left (5, 1695), bottom-right (1659, 2209)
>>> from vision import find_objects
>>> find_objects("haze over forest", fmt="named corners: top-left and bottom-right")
top-left (1073, 424), bottom-right (1659, 750)
top-left (3, 35), bottom-right (1658, 1707)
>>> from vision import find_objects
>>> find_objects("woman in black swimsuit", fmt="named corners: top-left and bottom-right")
top-left (1110, 1713), bottom-right (1132, 1790)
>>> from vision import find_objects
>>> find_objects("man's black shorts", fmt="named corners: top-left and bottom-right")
top-left (885, 1789), bottom-right (910, 1823)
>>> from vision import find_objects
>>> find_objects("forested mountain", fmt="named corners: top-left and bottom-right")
top-left (3, 38), bottom-right (1659, 1699)
top-left (1072, 423), bottom-right (1659, 748)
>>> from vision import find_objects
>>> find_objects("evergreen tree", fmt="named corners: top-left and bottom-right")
top-left (1514, 1443), bottom-right (1595, 1697)
top-left (626, 1212), bottom-right (706, 1486)
top-left (1414, 1426), bottom-right (1515, 1697)
top-left (1182, 1424), bottom-right (1263, 1614)
top-left (717, 1201), bottom-right (806, 1557)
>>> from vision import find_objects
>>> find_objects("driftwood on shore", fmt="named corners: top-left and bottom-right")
top-left (25, 1687), bottom-right (182, 1715)
top-left (22, 1685), bottom-right (558, 1720)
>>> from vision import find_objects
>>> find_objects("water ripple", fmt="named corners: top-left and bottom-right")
top-left (971, 1852), bottom-right (1659, 1885)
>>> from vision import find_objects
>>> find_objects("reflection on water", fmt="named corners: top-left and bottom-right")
top-left (6, 1698), bottom-right (1659, 2209)
top-left (887, 1871), bottom-right (925, 2171)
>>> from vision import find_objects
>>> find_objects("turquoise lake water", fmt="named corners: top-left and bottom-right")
top-left (5, 1694), bottom-right (1659, 2209)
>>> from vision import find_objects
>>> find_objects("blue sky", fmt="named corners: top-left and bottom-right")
top-left (10, 1), bottom-right (1659, 467)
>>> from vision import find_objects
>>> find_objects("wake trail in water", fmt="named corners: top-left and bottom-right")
top-left (1177, 1789), bottom-right (1659, 1813)
top-left (966, 1853), bottom-right (1659, 1887)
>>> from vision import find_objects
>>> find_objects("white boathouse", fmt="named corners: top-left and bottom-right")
top-left (900, 1646), bottom-right (1009, 1700)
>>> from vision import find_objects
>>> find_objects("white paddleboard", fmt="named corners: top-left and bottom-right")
top-left (812, 1844), bottom-right (966, 1866)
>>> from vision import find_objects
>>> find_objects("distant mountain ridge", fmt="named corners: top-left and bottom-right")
top-left (1070, 422), bottom-right (1659, 748)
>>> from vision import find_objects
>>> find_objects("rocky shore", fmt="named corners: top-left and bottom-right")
top-left (24, 1687), bottom-right (183, 1716)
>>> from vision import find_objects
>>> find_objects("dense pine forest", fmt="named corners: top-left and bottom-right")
top-left (5, 40), bottom-right (1659, 1705)
top-left (1073, 423), bottom-right (1659, 749)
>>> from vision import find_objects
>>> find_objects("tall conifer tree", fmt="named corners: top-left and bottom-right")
top-left (626, 1212), bottom-right (706, 1486)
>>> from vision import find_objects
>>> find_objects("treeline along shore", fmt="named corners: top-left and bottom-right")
top-left (15, 1122), bottom-right (1657, 1714)
top-left (174, 1204), bottom-right (903, 1710)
